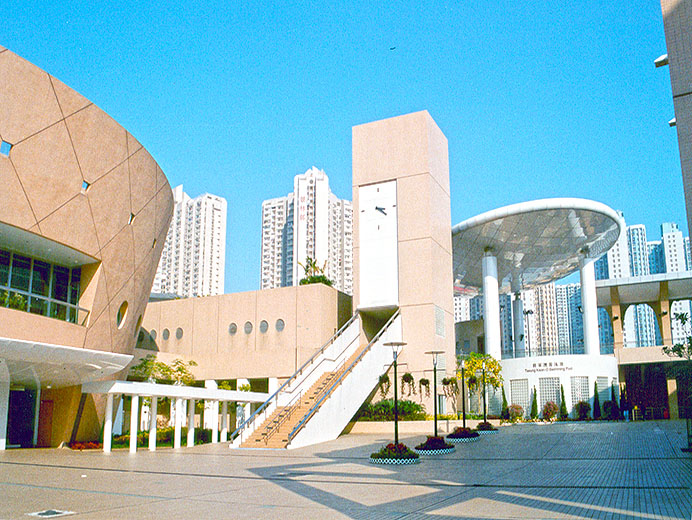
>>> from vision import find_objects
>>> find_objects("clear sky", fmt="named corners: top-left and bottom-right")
top-left (2, 1), bottom-right (686, 293)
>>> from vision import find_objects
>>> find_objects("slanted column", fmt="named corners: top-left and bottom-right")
top-left (174, 398), bottom-right (183, 449)
top-left (129, 395), bottom-right (139, 454)
top-left (580, 255), bottom-right (599, 356)
top-left (103, 393), bottom-right (114, 453)
top-left (148, 397), bottom-right (158, 452)
top-left (187, 399), bottom-right (196, 447)
top-left (0, 360), bottom-right (9, 451)
top-left (482, 251), bottom-right (502, 360)
top-left (220, 401), bottom-right (228, 442)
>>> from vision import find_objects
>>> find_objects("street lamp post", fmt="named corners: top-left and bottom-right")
top-left (425, 350), bottom-right (445, 438)
top-left (384, 342), bottom-right (406, 445)
top-left (460, 359), bottom-right (467, 429)
top-left (482, 361), bottom-right (487, 423)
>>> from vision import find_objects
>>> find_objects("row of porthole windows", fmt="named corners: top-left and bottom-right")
top-left (229, 319), bottom-right (285, 335)
top-left (150, 327), bottom-right (183, 341)
top-left (148, 319), bottom-right (285, 341)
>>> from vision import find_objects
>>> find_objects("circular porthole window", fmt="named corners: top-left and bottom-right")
top-left (229, 323), bottom-right (237, 335)
top-left (116, 301), bottom-right (128, 329)
top-left (151, 329), bottom-right (157, 340)
top-left (244, 321), bottom-right (253, 334)
top-left (259, 320), bottom-right (268, 333)
top-left (176, 327), bottom-right (183, 339)
top-left (276, 319), bottom-right (285, 332)
top-left (163, 328), bottom-right (170, 340)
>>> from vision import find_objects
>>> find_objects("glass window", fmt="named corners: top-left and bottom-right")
top-left (0, 250), bottom-right (10, 286)
top-left (29, 297), bottom-right (48, 317)
top-left (69, 268), bottom-right (81, 305)
top-left (244, 321), bottom-right (253, 334)
top-left (52, 266), bottom-right (69, 302)
top-left (276, 319), bottom-right (285, 332)
top-left (259, 320), bottom-right (268, 333)
top-left (50, 302), bottom-right (67, 321)
top-left (163, 328), bottom-right (170, 340)
top-left (229, 323), bottom-right (237, 335)
top-left (31, 260), bottom-right (51, 297)
top-left (10, 255), bottom-right (31, 291)
top-left (151, 329), bottom-right (157, 340)
top-left (176, 327), bottom-right (183, 339)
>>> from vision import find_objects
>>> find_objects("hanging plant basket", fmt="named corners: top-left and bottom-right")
top-left (401, 372), bottom-right (416, 396)
top-left (378, 374), bottom-right (391, 398)
top-left (419, 378), bottom-right (430, 398)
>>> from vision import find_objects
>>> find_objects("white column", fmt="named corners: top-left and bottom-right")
top-left (211, 401), bottom-right (219, 443)
top-left (174, 398), bottom-right (183, 449)
top-left (129, 395), bottom-right (139, 454)
top-left (220, 401), bottom-right (228, 442)
top-left (148, 397), bottom-right (158, 452)
top-left (103, 393), bottom-right (114, 453)
top-left (512, 294), bottom-right (525, 358)
top-left (0, 360), bottom-right (8, 451)
top-left (187, 399), bottom-right (195, 447)
top-left (580, 255), bottom-right (599, 356)
top-left (482, 251), bottom-right (502, 360)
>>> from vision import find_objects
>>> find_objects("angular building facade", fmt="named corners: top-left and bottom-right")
top-left (0, 46), bottom-right (173, 448)
top-left (152, 185), bottom-right (227, 297)
top-left (260, 167), bottom-right (353, 294)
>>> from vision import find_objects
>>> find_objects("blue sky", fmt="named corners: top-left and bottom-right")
top-left (2, 1), bottom-right (686, 292)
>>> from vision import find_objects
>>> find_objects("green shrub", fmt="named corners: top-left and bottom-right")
top-left (603, 400), bottom-right (619, 420)
top-left (352, 399), bottom-right (426, 421)
top-left (575, 400), bottom-right (591, 421)
top-left (508, 404), bottom-right (524, 422)
top-left (112, 427), bottom-right (213, 447)
top-left (593, 382), bottom-right (601, 419)
top-left (542, 401), bottom-right (559, 421)
top-left (476, 421), bottom-right (496, 431)
top-left (559, 385), bottom-right (568, 420)
top-left (500, 386), bottom-right (509, 421)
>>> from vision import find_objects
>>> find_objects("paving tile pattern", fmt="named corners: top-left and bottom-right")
top-left (0, 421), bottom-right (690, 519)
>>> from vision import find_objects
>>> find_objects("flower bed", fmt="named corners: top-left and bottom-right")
top-left (447, 427), bottom-right (480, 443)
top-left (414, 436), bottom-right (455, 455)
top-left (68, 441), bottom-right (102, 450)
top-left (370, 442), bottom-right (420, 464)
top-left (475, 421), bottom-right (498, 434)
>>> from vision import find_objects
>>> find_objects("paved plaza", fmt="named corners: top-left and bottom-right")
top-left (0, 421), bottom-right (690, 519)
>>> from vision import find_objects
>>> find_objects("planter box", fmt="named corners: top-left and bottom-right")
top-left (447, 436), bottom-right (480, 443)
top-left (414, 446), bottom-right (455, 456)
top-left (369, 457), bottom-right (420, 465)
top-left (477, 429), bottom-right (498, 435)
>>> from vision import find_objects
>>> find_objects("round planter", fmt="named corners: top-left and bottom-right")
top-left (447, 436), bottom-right (480, 443)
top-left (369, 456), bottom-right (420, 465)
top-left (414, 446), bottom-right (455, 456)
top-left (476, 429), bottom-right (498, 435)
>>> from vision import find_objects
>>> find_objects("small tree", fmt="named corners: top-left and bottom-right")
top-left (559, 385), bottom-right (568, 420)
top-left (500, 386), bottom-right (509, 421)
top-left (610, 384), bottom-right (620, 419)
top-left (456, 352), bottom-right (503, 416)
top-left (593, 381), bottom-right (601, 420)
top-left (530, 387), bottom-right (538, 420)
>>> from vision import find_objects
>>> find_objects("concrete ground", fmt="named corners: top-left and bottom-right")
top-left (0, 420), bottom-right (690, 519)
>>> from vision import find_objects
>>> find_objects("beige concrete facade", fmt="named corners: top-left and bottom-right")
top-left (0, 46), bottom-right (174, 446)
top-left (138, 284), bottom-right (352, 381)
top-left (352, 111), bottom-right (455, 413)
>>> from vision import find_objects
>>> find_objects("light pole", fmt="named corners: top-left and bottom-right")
top-left (384, 341), bottom-right (406, 445)
top-left (425, 350), bottom-right (444, 438)
top-left (523, 309), bottom-right (534, 356)
top-left (460, 358), bottom-right (467, 428)
top-left (482, 360), bottom-right (487, 423)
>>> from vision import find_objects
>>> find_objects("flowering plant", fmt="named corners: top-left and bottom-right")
top-left (415, 436), bottom-right (453, 450)
top-left (475, 421), bottom-right (497, 431)
top-left (370, 442), bottom-right (419, 460)
top-left (542, 401), bottom-right (560, 421)
top-left (448, 426), bottom-right (479, 439)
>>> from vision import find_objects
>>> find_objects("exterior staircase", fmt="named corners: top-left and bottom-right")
top-left (230, 310), bottom-right (402, 450)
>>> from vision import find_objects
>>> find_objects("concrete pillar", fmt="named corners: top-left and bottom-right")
top-left (652, 281), bottom-right (672, 346)
top-left (579, 256), bottom-right (599, 356)
top-left (129, 395), bottom-right (139, 454)
top-left (512, 293), bottom-right (525, 358)
top-left (0, 360), bottom-right (9, 451)
top-left (667, 377), bottom-right (679, 420)
top-left (103, 393), bottom-right (114, 453)
top-left (482, 251), bottom-right (501, 360)
top-left (220, 401), bottom-right (228, 442)
top-left (187, 399), bottom-right (195, 447)
top-left (609, 287), bottom-right (624, 351)
top-left (148, 397), bottom-right (157, 452)
top-left (211, 401), bottom-right (219, 443)
top-left (174, 398), bottom-right (183, 449)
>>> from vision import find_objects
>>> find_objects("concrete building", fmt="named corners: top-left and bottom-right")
top-left (453, 293), bottom-right (471, 323)
top-left (0, 46), bottom-right (174, 448)
top-left (152, 185), bottom-right (227, 298)
top-left (260, 167), bottom-right (353, 295)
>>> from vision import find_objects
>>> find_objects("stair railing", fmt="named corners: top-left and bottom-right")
top-left (230, 313), bottom-right (358, 444)
top-left (287, 309), bottom-right (400, 443)
top-left (262, 390), bottom-right (303, 444)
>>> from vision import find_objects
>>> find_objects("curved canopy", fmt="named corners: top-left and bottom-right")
top-left (452, 198), bottom-right (622, 293)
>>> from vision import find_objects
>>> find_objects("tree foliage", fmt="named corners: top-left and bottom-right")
top-left (456, 352), bottom-right (503, 394)
top-left (559, 385), bottom-right (568, 420)
top-left (129, 355), bottom-right (197, 385)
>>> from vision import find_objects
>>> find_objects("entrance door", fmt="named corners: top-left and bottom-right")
top-left (37, 400), bottom-right (53, 447)
top-left (7, 390), bottom-right (35, 448)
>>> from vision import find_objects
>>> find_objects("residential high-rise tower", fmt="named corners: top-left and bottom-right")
top-left (152, 185), bottom-right (227, 297)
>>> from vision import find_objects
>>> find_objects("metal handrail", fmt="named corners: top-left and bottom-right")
top-left (288, 309), bottom-right (400, 442)
top-left (230, 313), bottom-right (359, 441)
top-left (263, 390), bottom-right (303, 444)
